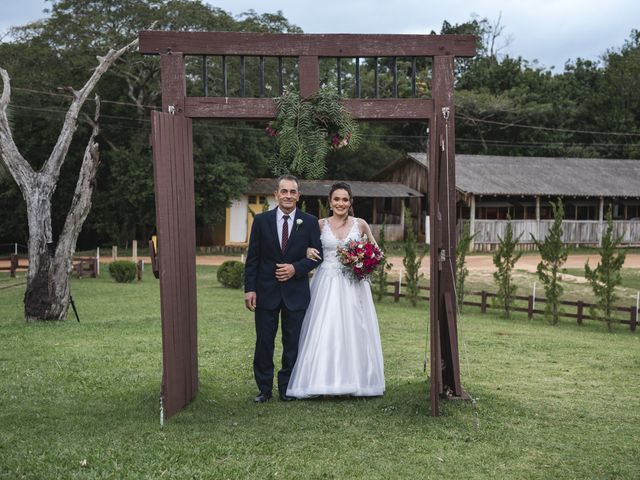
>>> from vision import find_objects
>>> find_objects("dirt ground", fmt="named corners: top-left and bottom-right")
top-left (190, 253), bottom-right (640, 275)
top-left (3, 253), bottom-right (640, 276)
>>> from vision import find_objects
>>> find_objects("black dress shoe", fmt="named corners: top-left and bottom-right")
top-left (279, 391), bottom-right (295, 402)
top-left (254, 392), bottom-right (272, 403)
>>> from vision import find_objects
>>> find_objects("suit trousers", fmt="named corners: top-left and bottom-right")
top-left (253, 303), bottom-right (305, 395)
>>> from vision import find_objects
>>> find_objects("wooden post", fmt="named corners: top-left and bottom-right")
top-left (394, 280), bottom-right (400, 302)
top-left (132, 239), bottom-right (138, 264)
top-left (598, 197), bottom-right (604, 247)
top-left (77, 259), bottom-right (84, 279)
top-left (469, 194), bottom-right (476, 251)
top-left (577, 301), bottom-right (584, 326)
top-left (96, 247), bottom-right (100, 276)
top-left (480, 290), bottom-right (487, 314)
top-left (535, 195), bottom-right (541, 240)
top-left (630, 306), bottom-right (637, 332)
top-left (372, 199), bottom-right (378, 225)
top-left (10, 253), bottom-right (17, 278)
top-left (92, 257), bottom-right (98, 278)
top-left (112, 246), bottom-right (117, 261)
top-left (151, 109), bottom-right (198, 419)
top-left (137, 259), bottom-right (143, 281)
top-left (527, 295), bottom-right (534, 320)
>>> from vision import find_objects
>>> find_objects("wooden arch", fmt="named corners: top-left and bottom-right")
top-left (139, 31), bottom-right (476, 418)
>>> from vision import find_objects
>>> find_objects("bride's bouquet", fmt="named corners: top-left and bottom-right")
top-left (336, 235), bottom-right (384, 282)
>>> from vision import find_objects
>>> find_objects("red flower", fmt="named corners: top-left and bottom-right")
top-left (336, 235), bottom-right (384, 281)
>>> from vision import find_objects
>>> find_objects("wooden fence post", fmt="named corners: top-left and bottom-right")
top-left (394, 281), bottom-right (400, 302)
top-left (630, 306), bottom-right (637, 332)
top-left (137, 260), bottom-right (143, 281)
top-left (480, 290), bottom-right (487, 314)
top-left (10, 254), bottom-right (18, 278)
top-left (576, 301), bottom-right (584, 326)
top-left (527, 295), bottom-right (534, 320)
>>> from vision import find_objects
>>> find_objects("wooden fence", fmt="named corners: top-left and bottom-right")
top-left (384, 281), bottom-right (638, 332)
top-left (0, 254), bottom-right (28, 277)
top-left (1, 256), bottom-right (103, 279)
top-left (73, 257), bottom-right (98, 278)
top-left (465, 219), bottom-right (640, 250)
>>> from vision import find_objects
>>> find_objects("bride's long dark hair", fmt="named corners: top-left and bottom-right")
top-left (328, 182), bottom-right (355, 225)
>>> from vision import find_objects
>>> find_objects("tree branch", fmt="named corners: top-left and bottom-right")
top-left (0, 67), bottom-right (35, 190)
top-left (57, 95), bottom-right (102, 261)
top-left (44, 37), bottom-right (139, 182)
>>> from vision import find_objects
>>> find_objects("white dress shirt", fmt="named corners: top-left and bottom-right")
top-left (276, 207), bottom-right (296, 249)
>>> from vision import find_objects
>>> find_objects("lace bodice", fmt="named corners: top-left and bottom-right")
top-left (319, 217), bottom-right (361, 274)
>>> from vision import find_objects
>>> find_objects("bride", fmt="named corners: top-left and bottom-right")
top-left (287, 182), bottom-right (385, 398)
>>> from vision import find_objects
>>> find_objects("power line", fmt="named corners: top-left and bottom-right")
top-left (7, 100), bottom-right (640, 151)
top-left (13, 86), bottom-right (160, 110)
top-left (14, 86), bottom-right (640, 138)
top-left (457, 113), bottom-right (640, 137)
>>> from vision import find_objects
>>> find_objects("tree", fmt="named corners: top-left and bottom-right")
top-left (373, 217), bottom-right (392, 302)
top-left (0, 39), bottom-right (138, 321)
top-left (5, 1), bottom-right (299, 249)
top-left (403, 207), bottom-right (425, 307)
top-left (531, 198), bottom-right (568, 325)
top-left (493, 217), bottom-right (522, 318)
top-left (455, 222), bottom-right (475, 311)
top-left (585, 208), bottom-right (626, 332)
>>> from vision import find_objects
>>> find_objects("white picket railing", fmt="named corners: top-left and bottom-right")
top-left (463, 220), bottom-right (640, 247)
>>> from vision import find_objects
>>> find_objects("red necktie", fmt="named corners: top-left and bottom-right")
top-left (281, 215), bottom-right (290, 252)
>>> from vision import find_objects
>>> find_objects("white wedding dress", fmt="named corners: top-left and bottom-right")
top-left (287, 218), bottom-right (385, 398)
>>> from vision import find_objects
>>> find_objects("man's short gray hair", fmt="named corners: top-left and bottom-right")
top-left (276, 174), bottom-right (300, 190)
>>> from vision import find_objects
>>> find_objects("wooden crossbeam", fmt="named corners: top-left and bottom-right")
top-left (139, 31), bottom-right (477, 57)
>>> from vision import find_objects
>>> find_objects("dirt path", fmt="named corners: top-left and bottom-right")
top-left (3, 253), bottom-right (640, 275)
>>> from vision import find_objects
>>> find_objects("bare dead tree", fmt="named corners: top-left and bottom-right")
top-left (0, 38), bottom-right (138, 321)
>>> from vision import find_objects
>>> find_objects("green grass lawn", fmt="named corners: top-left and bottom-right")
top-left (1, 267), bottom-right (639, 479)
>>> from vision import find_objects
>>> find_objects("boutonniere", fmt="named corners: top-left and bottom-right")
top-left (295, 218), bottom-right (303, 231)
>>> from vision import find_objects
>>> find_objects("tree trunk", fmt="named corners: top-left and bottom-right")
top-left (22, 189), bottom-right (80, 321)
top-left (22, 189), bottom-right (71, 321)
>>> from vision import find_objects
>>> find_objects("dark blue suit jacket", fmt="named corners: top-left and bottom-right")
top-left (244, 208), bottom-right (323, 311)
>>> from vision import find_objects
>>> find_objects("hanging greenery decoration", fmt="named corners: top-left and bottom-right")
top-left (266, 87), bottom-right (361, 179)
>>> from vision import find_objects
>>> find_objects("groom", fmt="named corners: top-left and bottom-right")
top-left (244, 175), bottom-right (323, 402)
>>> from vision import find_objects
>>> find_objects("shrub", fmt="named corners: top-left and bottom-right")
top-left (455, 222), bottom-right (475, 311)
top-left (531, 198), bottom-right (568, 325)
top-left (585, 207), bottom-right (626, 332)
top-left (109, 260), bottom-right (137, 283)
top-left (493, 217), bottom-right (522, 318)
top-left (374, 217), bottom-right (393, 302)
top-left (403, 207), bottom-right (425, 307)
top-left (217, 260), bottom-right (244, 289)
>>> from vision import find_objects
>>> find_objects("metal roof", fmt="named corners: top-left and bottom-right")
top-left (407, 153), bottom-right (640, 197)
top-left (248, 178), bottom-right (422, 198)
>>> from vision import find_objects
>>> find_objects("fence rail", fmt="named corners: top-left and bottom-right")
top-left (383, 281), bottom-right (638, 332)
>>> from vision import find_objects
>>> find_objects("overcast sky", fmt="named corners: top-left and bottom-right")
top-left (1, 0), bottom-right (638, 70)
